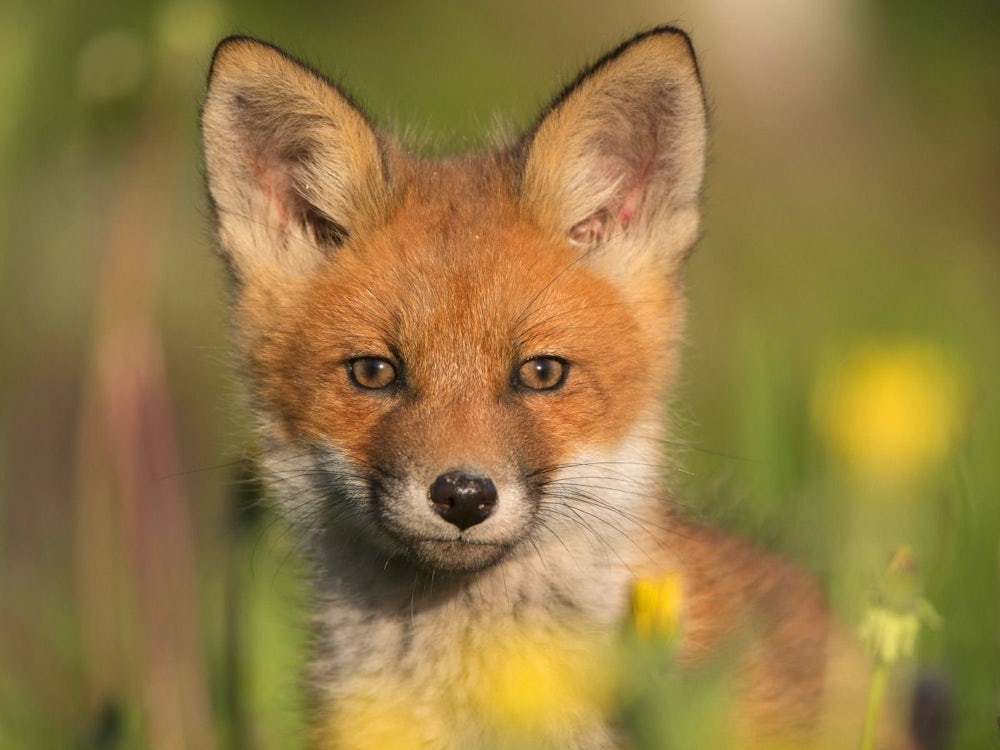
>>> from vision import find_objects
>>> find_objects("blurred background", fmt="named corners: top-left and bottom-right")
top-left (1, 0), bottom-right (997, 747)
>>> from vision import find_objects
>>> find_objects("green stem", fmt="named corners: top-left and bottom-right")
top-left (859, 662), bottom-right (888, 750)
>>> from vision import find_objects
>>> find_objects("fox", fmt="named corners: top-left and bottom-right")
top-left (201, 27), bottom-right (914, 749)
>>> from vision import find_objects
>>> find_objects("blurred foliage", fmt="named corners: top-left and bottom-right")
top-left (1, 0), bottom-right (998, 748)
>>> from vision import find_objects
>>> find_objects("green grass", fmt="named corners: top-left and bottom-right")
top-left (1, 1), bottom-right (997, 747)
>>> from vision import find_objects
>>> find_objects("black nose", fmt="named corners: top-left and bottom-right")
top-left (428, 471), bottom-right (497, 530)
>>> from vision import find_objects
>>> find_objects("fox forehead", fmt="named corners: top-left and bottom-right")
top-left (293, 155), bottom-right (653, 382)
top-left (241, 155), bottom-right (675, 461)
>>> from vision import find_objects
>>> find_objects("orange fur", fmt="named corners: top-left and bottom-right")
top-left (202, 28), bottom-right (912, 749)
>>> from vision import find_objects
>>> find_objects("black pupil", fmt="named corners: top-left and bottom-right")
top-left (524, 357), bottom-right (564, 389)
top-left (534, 360), bottom-right (554, 384)
top-left (356, 358), bottom-right (391, 387)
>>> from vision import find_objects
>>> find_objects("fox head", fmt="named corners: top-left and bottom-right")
top-left (202, 29), bottom-right (706, 574)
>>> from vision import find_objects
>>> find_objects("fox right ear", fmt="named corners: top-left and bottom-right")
top-left (201, 37), bottom-right (389, 283)
top-left (518, 27), bottom-right (707, 271)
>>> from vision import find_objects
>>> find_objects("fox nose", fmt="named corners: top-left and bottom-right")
top-left (428, 471), bottom-right (497, 530)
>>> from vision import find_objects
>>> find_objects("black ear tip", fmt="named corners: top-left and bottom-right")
top-left (662, 24), bottom-right (697, 57)
top-left (621, 24), bottom-right (703, 94)
top-left (605, 25), bottom-right (695, 58)
top-left (625, 25), bottom-right (700, 70)
top-left (635, 24), bottom-right (693, 45)
top-left (529, 25), bottom-right (703, 138)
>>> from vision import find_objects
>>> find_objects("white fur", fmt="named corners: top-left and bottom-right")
top-left (294, 423), bottom-right (672, 748)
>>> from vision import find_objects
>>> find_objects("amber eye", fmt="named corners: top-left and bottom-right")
top-left (516, 356), bottom-right (568, 391)
top-left (348, 357), bottom-right (397, 390)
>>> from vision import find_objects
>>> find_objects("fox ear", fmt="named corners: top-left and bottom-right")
top-left (201, 36), bottom-right (389, 283)
top-left (519, 27), bottom-right (706, 269)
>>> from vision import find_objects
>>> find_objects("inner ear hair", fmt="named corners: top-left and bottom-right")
top-left (299, 202), bottom-right (349, 248)
top-left (232, 93), bottom-right (350, 249)
top-left (568, 209), bottom-right (612, 248)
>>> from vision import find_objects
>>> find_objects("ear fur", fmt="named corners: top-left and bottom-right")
top-left (519, 27), bottom-right (707, 270)
top-left (201, 36), bottom-right (389, 283)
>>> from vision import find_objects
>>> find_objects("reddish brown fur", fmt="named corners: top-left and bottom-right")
top-left (243, 156), bottom-right (678, 482)
top-left (202, 29), bottom-right (912, 750)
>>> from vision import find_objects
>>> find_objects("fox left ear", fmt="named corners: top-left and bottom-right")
top-left (201, 36), bottom-right (390, 286)
top-left (519, 27), bottom-right (707, 270)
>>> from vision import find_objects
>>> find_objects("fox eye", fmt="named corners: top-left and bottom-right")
top-left (348, 357), bottom-right (397, 390)
top-left (516, 356), bottom-right (568, 391)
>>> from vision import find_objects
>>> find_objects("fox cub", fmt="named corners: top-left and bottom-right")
top-left (202, 27), bottom-right (911, 749)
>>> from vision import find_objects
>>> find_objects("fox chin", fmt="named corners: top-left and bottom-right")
top-left (201, 27), bottom-right (914, 749)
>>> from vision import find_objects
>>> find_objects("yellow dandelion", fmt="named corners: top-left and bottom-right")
top-left (316, 677), bottom-right (447, 750)
top-left (812, 342), bottom-right (965, 487)
top-left (630, 572), bottom-right (683, 642)
top-left (466, 621), bottom-right (614, 742)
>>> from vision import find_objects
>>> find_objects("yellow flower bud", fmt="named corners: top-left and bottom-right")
top-left (630, 572), bottom-right (683, 642)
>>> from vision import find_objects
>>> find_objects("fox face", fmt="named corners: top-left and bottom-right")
top-left (241, 170), bottom-right (674, 572)
top-left (202, 30), bottom-right (706, 575)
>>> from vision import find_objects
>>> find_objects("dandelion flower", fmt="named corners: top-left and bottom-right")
top-left (630, 572), bottom-right (683, 642)
top-left (466, 621), bottom-right (614, 742)
top-left (317, 677), bottom-right (446, 750)
top-left (812, 343), bottom-right (965, 487)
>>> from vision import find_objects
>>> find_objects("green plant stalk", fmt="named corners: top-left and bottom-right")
top-left (859, 661), bottom-right (888, 750)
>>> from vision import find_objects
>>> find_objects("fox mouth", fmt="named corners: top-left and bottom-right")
top-left (367, 475), bottom-right (534, 574)
top-left (399, 537), bottom-right (516, 574)
top-left (373, 505), bottom-right (522, 574)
